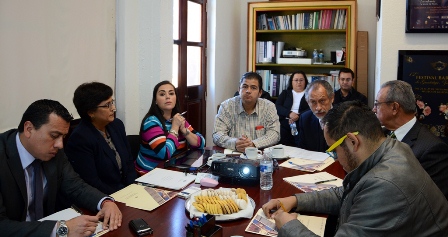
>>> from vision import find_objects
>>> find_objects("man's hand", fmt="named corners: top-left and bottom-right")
top-left (66, 215), bottom-right (99, 237)
top-left (96, 201), bottom-right (122, 231)
top-left (272, 210), bottom-right (299, 229)
top-left (235, 135), bottom-right (254, 152)
top-left (261, 196), bottom-right (297, 218)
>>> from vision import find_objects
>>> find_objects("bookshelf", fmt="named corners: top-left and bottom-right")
top-left (247, 1), bottom-right (357, 97)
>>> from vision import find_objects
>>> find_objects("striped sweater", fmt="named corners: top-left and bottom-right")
top-left (135, 115), bottom-right (205, 174)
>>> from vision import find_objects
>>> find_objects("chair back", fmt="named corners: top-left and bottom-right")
top-left (126, 134), bottom-right (141, 161)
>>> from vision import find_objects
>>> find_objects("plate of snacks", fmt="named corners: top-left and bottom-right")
top-left (185, 188), bottom-right (255, 221)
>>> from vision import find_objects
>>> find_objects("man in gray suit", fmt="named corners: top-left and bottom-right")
top-left (373, 80), bottom-right (448, 199)
top-left (0, 99), bottom-right (122, 236)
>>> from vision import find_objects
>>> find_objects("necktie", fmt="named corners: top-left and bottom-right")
top-left (30, 159), bottom-right (44, 220)
top-left (389, 131), bottom-right (396, 139)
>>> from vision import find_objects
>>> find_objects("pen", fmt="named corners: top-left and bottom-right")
top-left (168, 111), bottom-right (187, 121)
top-left (315, 179), bottom-right (337, 184)
top-left (288, 161), bottom-right (307, 170)
top-left (277, 200), bottom-right (287, 212)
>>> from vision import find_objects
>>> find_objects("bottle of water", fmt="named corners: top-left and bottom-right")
top-left (318, 49), bottom-right (324, 64)
top-left (290, 123), bottom-right (298, 136)
top-left (260, 152), bottom-right (273, 190)
top-left (312, 49), bottom-right (318, 64)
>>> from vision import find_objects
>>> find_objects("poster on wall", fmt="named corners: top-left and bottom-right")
top-left (406, 0), bottom-right (448, 33)
top-left (398, 50), bottom-right (448, 143)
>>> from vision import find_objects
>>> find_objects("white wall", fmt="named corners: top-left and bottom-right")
top-left (115, 0), bottom-right (173, 135)
top-left (375, 1), bottom-right (448, 96)
top-left (0, 0), bottom-right (115, 131)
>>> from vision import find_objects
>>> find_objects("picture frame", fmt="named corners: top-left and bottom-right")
top-left (406, 0), bottom-right (448, 33)
top-left (398, 50), bottom-right (448, 142)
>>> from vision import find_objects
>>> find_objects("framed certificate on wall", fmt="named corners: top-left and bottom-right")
top-left (398, 50), bottom-right (448, 143)
top-left (406, 0), bottom-right (448, 33)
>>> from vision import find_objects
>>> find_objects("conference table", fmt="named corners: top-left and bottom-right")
top-left (99, 147), bottom-right (346, 237)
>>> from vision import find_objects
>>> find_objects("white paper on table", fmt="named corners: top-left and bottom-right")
top-left (280, 157), bottom-right (335, 172)
top-left (39, 208), bottom-right (109, 236)
top-left (265, 145), bottom-right (329, 162)
top-left (135, 168), bottom-right (196, 190)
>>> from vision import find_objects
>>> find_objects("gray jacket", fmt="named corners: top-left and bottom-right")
top-left (279, 138), bottom-right (448, 236)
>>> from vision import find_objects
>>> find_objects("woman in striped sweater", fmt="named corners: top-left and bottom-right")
top-left (135, 81), bottom-right (205, 174)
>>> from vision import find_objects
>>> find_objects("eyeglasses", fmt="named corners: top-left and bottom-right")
top-left (373, 101), bottom-right (393, 108)
top-left (97, 100), bottom-right (115, 109)
top-left (240, 84), bottom-right (259, 91)
top-left (326, 131), bottom-right (359, 159)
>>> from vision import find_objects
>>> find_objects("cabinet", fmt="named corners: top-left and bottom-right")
top-left (247, 1), bottom-right (357, 96)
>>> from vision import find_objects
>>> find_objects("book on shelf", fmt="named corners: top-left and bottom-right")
top-left (257, 9), bottom-right (347, 31)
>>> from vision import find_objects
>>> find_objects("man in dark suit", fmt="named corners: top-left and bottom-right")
top-left (297, 80), bottom-right (334, 152)
top-left (373, 80), bottom-right (448, 199)
top-left (333, 67), bottom-right (367, 105)
top-left (0, 99), bottom-right (122, 236)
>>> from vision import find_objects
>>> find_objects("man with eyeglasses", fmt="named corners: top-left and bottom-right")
top-left (373, 80), bottom-right (448, 199)
top-left (297, 80), bottom-right (334, 152)
top-left (333, 68), bottom-right (367, 105)
top-left (213, 72), bottom-right (280, 152)
top-left (262, 101), bottom-right (448, 236)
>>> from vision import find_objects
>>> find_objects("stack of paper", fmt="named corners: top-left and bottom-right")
top-left (135, 168), bottom-right (196, 190)
top-left (245, 208), bottom-right (326, 237)
top-left (283, 172), bottom-right (343, 193)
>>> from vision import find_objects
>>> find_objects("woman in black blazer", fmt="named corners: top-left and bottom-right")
top-left (275, 71), bottom-right (310, 146)
top-left (65, 82), bottom-right (137, 194)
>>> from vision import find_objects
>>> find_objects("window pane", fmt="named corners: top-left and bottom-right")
top-left (187, 46), bottom-right (201, 86)
top-left (172, 45), bottom-right (179, 88)
top-left (173, 0), bottom-right (179, 40)
top-left (187, 1), bottom-right (202, 42)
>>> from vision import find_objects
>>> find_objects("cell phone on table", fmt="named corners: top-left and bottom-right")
top-left (129, 218), bottom-right (153, 236)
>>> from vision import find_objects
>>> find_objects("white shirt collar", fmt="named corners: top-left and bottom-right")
top-left (16, 133), bottom-right (36, 170)
top-left (394, 117), bottom-right (416, 141)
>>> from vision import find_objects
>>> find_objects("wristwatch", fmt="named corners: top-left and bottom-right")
top-left (57, 220), bottom-right (69, 237)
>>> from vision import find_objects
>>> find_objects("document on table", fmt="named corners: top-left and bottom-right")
top-left (39, 208), bottom-right (109, 237)
top-left (245, 208), bottom-right (326, 237)
top-left (269, 145), bottom-right (329, 162)
top-left (135, 168), bottom-right (196, 190)
top-left (279, 157), bottom-right (335, 172)
top-left (283, 172), bottom-right (343, 193)
top-left (111, 184), bottom-right (178, 211)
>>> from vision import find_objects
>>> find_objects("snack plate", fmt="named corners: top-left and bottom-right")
top-left (185, 189), bottom-right (255, 221)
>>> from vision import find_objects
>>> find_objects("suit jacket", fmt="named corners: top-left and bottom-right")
top-left (400, 122), bottom-right (448, 199)
top-left (297, 110), bottom-right (328, 152)
top-left (333, 87), bottom-right (368, 105)
top-left (275, 89), bottom-right (310, 146)
top-left (65, 118), bottom-right (137, 195)
top-left (0, 129), bottom-right (105, 237)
